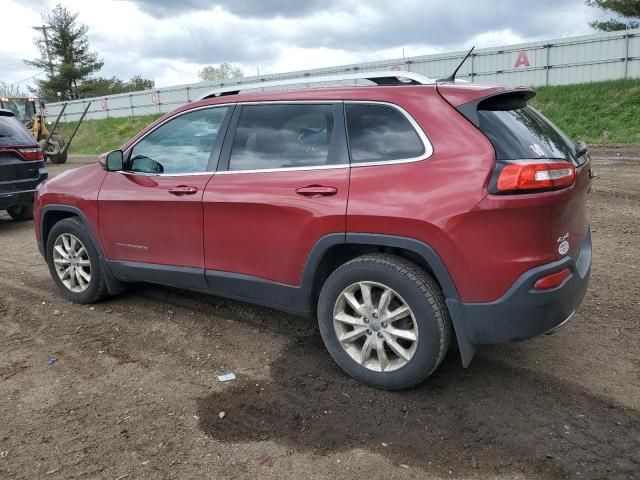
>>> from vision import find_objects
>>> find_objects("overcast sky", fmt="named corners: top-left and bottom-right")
top-left (2, 0), bottom-right (608, 90)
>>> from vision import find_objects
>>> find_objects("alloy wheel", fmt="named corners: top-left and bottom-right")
top-left (52, 233), bottom-right (92, 293)
top-left (333, 281), bottom-right (419, 372)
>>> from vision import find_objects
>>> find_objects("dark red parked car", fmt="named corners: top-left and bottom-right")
top-left (34, 72), bottom-right (592, 389)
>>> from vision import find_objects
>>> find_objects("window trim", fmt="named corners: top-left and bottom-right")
top-left (345, 100), bottom-right (433, 167)
top-left (216, 101), bottom-right (348, 175)
top-left (121, 104), bottom-right (235, 177)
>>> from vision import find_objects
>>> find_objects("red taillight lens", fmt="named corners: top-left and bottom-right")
top-left (533, 267), bottom-right (571, 290)
top-left (17, 147), bottom-right (44, 161)
top-left (496, 161), bottom-right (575, 193)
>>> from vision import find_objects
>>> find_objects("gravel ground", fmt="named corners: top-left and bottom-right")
top-left (0, 146), bottom-right (638, 479)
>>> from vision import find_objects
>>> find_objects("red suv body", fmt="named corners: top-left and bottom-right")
top-left (34, 77), bottom-right (592, 389)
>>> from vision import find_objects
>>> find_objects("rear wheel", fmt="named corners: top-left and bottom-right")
top-left (46, 218), bottom-right (109, 303)
top-left (40, 134), bottom-right (67, 164)
top-left (7, 203), bottom-right (34, 221)
top-left (318, 254), bottom-right (451, 390)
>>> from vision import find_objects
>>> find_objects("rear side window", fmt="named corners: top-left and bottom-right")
top-left (477, 104), bottom-right (579, 164)
top-left (346, 103), bottom-right (425, 163)
top-left (0, 114), bottom-right (35, 147)
top-left (228, 104), bottom-right (337, 171)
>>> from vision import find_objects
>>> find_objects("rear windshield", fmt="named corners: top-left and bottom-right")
top-left (477, 104), bottom-right (580, 165)
top-left (0, 114), bottom-right (35, 147)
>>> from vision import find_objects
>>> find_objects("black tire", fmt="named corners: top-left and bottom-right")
top-left (318, 254), bottom-right (451, 390)
top-left (46, 217), bottom-right (109, 304)
top-left (7, 203), bottom-right (34, 221)
top-left (44, 134), bottom-right (67, 164)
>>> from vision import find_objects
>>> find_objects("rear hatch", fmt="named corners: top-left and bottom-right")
top-left (440, 86), bottom-right (591, 260)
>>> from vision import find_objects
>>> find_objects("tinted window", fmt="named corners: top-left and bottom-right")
top-left (129, 107), bottom-right (228, 174)
top-left (346, 104), bottom-right (424, 163)
top-left (477, 105), bottom-right (579, 164)
top-left (229, 104), bottom-right (335, 171)
top-left (0, 114), bottom-right (35, 147)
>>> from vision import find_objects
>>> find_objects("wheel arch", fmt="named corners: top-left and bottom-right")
top-left (295, 233), bottom-right (460, 314)
top-left (41, 205), bottom-right (103, 260)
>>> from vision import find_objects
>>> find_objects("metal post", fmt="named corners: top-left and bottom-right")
top-left (60, 102), bottom-right (91, 156)
top-left (186, 86), bottom-right (191, 102)
top-left (624, 32), bottom-right (630, 79)
top-left (129, 94), bottom-right (134, 117)
top-left (470, 54), bottom-right (474, 83)
top-left (546, 44), bottom-right (551, 86)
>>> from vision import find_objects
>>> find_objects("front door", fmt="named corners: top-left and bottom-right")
top-left (203, 103), bottom-right (349, 306)
top-left (99, 106), bottom-right (232, 275)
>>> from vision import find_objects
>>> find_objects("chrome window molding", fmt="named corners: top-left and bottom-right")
top-left (218, 100), bottom-right (432, 175)
top-left (345, 101), bottom-right (433, 168)
top-left (120, 100), bottom-right (433, 177)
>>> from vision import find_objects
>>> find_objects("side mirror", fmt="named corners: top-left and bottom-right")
top-left (106, 150), bottom-right (124, 171)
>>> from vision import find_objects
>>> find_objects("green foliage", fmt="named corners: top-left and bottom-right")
top-left (531, 78), bottom-right (640, 144)
top-left (198, 63), bottom-right (244, 82)
top-left (26, 4), bottom-right (103, 101)
top-left (586, 0), bottom-right (640, 30)
top-left (55, 114), bottom-right (162, 155)
top-left (78, 75), bottom-right (155, 98)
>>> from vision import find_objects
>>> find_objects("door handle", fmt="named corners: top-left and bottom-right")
top-left (295, 185), bottom-right (338, 197)
top-left (169, 185), bottom-right (198, 195)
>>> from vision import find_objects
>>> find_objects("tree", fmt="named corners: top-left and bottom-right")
top-left (198, 63), bottom-right (244, 83)
top-left (25, 4), bottom-right (103, 100)
top-left (0, 81), bottom-right (27, 97)
top-left (586, 0), bottom-right (640, 31)
top-left (77, 75), bottom-right (155, 98)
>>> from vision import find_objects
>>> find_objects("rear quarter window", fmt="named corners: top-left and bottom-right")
top-left (0, 114), bottom-right (35, 147)
top-left (345, 103), bottom-right (425, 163)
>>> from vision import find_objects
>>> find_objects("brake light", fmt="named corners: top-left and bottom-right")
top-left (496, 161), bottom-right (575, 193)
top-left (17, 147), bottom-right (44, 161)
top-left (533, 268), bottom-right (571, 290)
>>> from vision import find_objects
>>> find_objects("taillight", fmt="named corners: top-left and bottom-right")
top-left (17, 147), bottom-right (44, 161)
top-left (533, 267), bottom-right (571, 290)
top-left (493, 160), bottom-right (576, 193)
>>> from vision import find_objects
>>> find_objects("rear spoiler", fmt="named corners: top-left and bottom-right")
top-left (437, 85), bottom-right (536, 127)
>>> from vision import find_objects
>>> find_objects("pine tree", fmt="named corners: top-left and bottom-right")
top-left (587, 0), bottom-right (640, 31)
top-left (25, 4), bottom-right (103, 100)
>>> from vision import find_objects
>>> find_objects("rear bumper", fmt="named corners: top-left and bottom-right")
top-left (447, 228), bottom-right (591, 358)
top-left (0, 164), bottom-right (47, 210)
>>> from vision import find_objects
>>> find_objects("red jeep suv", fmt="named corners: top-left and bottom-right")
top-left (34, 72), bottom-right (592, 389)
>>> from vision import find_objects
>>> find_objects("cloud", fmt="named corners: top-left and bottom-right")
top-left (128, 0), bottom-right (342, 19)
top-left (0, 0), bottom-right (607, 90)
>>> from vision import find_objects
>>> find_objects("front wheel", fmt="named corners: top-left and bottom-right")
top-left (317, 254), bottom-right (451, 390)
top-left (46, 218), bottom-right (109, 303)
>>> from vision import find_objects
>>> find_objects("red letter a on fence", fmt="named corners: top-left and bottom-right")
top-left (514, 50), bottom-right (530, 68)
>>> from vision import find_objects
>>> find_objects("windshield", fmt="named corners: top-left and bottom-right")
top-left (477, 105), bottom-right (582, 166)
top-left (0, 98), bottom-right (36, 123)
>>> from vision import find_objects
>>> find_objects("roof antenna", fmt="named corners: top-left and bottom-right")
top-left (437, 46), bottom-right (475, 83)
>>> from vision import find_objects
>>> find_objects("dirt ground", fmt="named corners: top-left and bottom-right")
top-left (1, 147), bottom-right (638, 480)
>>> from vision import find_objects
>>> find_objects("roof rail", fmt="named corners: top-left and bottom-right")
top-left (198, 70), bottom-right (434, 100)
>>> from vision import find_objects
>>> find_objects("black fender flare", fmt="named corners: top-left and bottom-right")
top-left (295, 233), bottom-right (475, 366)
top-left (40, 204), bottom-right (126, 295)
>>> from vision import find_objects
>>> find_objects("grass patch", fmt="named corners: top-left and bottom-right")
top-left (530, 78), bottom-right (640, 144)
top-left (55, 78), bottom-right (639, 154)
top-left (55, 114), bottom-right (162, 155)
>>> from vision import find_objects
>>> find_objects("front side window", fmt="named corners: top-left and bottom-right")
top-left (346, 103), bottom-right (425, 163)
top-left (128, 107), bottom-right (228, 174)
top-left (228, 103), bottom-right (336, 171)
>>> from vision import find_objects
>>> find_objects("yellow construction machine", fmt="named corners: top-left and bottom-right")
top-left (0, 96), bottom-right (90, 164)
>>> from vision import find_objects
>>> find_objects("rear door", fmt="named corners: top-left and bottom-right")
top-left (98, 106), bottom-right (232, 275)
top-left (202, 102), bottom-right (349, 301)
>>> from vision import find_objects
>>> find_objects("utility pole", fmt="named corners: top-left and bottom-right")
top-left (33, 25), bottom-right (54, 76)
